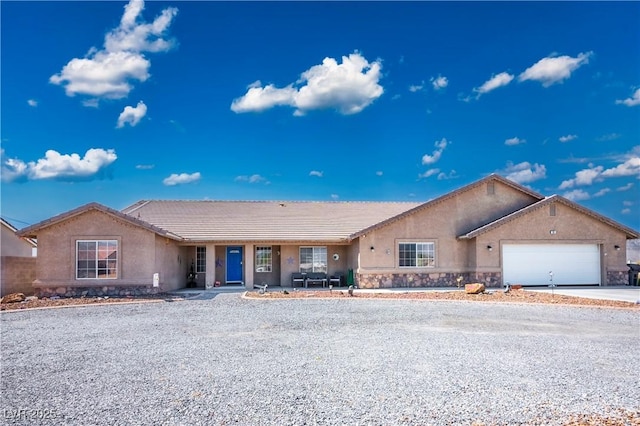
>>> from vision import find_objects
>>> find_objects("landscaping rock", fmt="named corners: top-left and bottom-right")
top-left (1, 293), bottom-right (26, 303)
top-left (465, 283), bottom-right (485, 294)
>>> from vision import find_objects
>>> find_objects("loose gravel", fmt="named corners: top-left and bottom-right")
top-left (1, 294), bottom-right (639, 425)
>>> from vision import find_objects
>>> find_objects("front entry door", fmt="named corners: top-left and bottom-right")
top-left (226, 246), bottom-right (243, 283)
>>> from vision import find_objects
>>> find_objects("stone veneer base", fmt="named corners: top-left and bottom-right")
top-left (357, 272), bottom-right (502, 289)
top-left (36, 286), bottom-right (160, 298)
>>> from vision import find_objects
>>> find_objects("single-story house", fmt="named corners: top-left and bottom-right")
top-left (18, 174), bottom-right (639, 297)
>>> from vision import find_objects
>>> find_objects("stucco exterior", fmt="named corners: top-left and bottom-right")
top-left (18, 175), bottom-right (638, 295)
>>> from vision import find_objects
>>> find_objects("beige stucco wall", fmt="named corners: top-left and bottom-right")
top-left (473, 201), bottom-right (629, 281)
top-left (32, 210), bottom-right (179, 292)
top-left (1, 256), bottom-right (36, 296)
top-left (358, 179), bottom-right (538, 275)
top-left (2, 224), bottom-right (35, 257)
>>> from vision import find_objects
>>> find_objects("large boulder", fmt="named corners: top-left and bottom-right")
top-left (1, 293), bottom-right (26, 303)
top-left (465, 283), bottom-right (485, 294)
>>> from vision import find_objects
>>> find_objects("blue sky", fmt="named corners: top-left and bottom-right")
top-left (1, 1), bottom-right (639, 231)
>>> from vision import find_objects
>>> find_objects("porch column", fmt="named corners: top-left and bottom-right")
top-left (244, 244), bottom-right (254, 289)
top-left (205, 244), bottom-right (216, 288)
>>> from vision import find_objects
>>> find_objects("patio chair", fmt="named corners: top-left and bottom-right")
top-left (329, 273), bottom-right (343, 287)
top-left (291, 272), bottom-right (305, 288)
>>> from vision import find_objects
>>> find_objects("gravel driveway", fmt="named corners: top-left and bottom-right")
top-left (1, 294), bottom-right (639, 425)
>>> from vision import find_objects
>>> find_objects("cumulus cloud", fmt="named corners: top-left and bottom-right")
top-left (518, 52), bottom-right (592, 87)
top-left (116, 101), bottom-right (147, 128)
top-left (418, 168), bottom-right (440, 179)
top-left (27, 99), bottom-right (38, 107)
top-left (563, 189), bottom-right (590, 201)
top-left (421, 138), bottom-right (448, 165)
top-left (437, 170), bottom-right (458, 180)
top-left (474, 72), bottom-right (514, 97)
top-left (559, 134), bottom-right (578, 143)
top-left (559, 165), bottom-right (604, 189)
top-left (431, 75), bottom-right (448, 90)
top-left (617, 182), bottom-right (635, 192)
top-left (1, 148), bottom-right (117, 183)
top-left (163, 172), bottom-right (201, 186)
top-left (309, 170), bottom-right (323, 178)
top-left (601, 157), bottom-right (640, 178)
top-left (593, 188), bottom-right (611, 197)
top-left (231, 52), bottom-right (383, 115)
top-left (234, 174), bottom-right (268, 184)
top-left (505, 137), bottom-right (526, 146)
top-left (409, 82), bottom-right (424, 92)
top-left (615, 88), bottom-right (640, 107)
top-left (50, 0), bottom-right (178, 101)
top-left (503, 161), bottom-right (546, 184)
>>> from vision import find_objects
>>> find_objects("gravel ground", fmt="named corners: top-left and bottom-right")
top-left (1, 294), bottom-right (639, 425)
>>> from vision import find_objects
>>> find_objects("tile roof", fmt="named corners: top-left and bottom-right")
top-left (122, 200), bottom-right (421, 243)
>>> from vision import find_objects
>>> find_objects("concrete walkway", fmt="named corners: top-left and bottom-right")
top-left (171, 285), bottom-right (640, 303)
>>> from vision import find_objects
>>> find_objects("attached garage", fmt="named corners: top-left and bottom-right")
top-left (502, 244), bottom-right (601, 286)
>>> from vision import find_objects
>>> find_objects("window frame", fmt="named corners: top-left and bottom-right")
top-left (196, 246), bottom-right (206, 273)
top-left (299, 246), bottom-right (327, 273)
top-left (398, 242), bottom-right (436, 268)
top-left (255, 246), bottom-right (273, 273)
top-left (76, 239), bottom-right (118, 280)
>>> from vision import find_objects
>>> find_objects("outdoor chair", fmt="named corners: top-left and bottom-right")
top-left (291, 272), bottom-right (305, 288)
top-left (329, 273), bottom-right (343, 287)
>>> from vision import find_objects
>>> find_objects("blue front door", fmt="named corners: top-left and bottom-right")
top-left (226, 246), bottom-right (243, 283)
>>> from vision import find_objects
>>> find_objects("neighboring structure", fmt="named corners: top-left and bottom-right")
top-left (18, 174), bottom-right (639, 297)
top-left (1, 218), bottom-right (37, 296)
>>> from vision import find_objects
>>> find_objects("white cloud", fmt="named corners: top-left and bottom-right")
top-left (331, 194), bottom-right (339, 200)
top-left (505, 137), bottom-right (526, 146)
top-left (623, 200), bottom-right (634, 206)
top-left (409, 82), bottom-right (424, 92)
top-left (309, 170), bottom-right (323, 178)
top-left (231, 52), bottom-right (384, 115)
top-left (235, 174), bottom-right (268, 184)
top-left (431, 75), bottom-right (448, 90)
top-left (1, 148), bottom-right (117, 182)
top-left (621, 208), bottom-right (631, 214)
top-left (27, 99), bottom-right (38, 107)
top-left (518, 52), bottom-right (592, 87)
top-left (116, 101), bottom-right (147, 128)
top-left (601, 157), bottom-right (640, 178)
top-left (503, 161), bottom-right (546, 184)
top-left (418, 168), bottom-right (440, 179)
top-left (563, 189), bottom-right (590, 201)
top-left (593, 188), bottom-right (611, 197)
top-left (437, 170), bottom-right (458, 180)
top-left (163, 172), bottom-right (201, 186)
top-left (375, 171), bottom-right (383, 176)
top-left (421, 138), bottom-right (448, 165)
top-left (135, 164), bottom-right (154, 170)
top-left (615, 88), bottom-right (640, 107)
top-left (559, 134), bottom-right (578, 143)
top-left (558, 165), bottom-right (604, 189)
top-left (596, 133), bottom-right (621, 142)
top-left (474, 72), bottom-right (514, 97)
top-left (617, 182), bottom-right (634, 192)
top-left (50, 0), bottom-right (177, 101)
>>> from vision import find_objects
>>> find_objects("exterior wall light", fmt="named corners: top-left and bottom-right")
top-left (370, 246), bottom-right (375, 252)
top-left (550, 229), bottom-right (557, 235)
top-left (614, 245), bottom-right (620, 251)
top-left (487, 245), bottom-right (493, 251)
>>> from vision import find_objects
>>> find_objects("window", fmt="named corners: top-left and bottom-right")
top-left (487, 181), bottom-right (495, 195)
top-left (299, 246), bottom-right (327, 273)
top-left (399, 242), bottom-right (435, 268)
top-left (255, 246), bottom-right (272, 272)
top-left (549, 204), bottom-right (556, 217)
top-left (196, 246), bottom-right (206, 273)
top-left (76, 240), bottom-right (118, 279)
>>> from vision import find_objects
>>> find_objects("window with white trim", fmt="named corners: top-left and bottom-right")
top-left (76, 240), bottom-right (118, 279)
top-left (196, 246), bottom-right (206, 273)
top-left (399, 242), bottom-right (435, 268)
top-left (299, 246), bottom-right (327, 273)
top-left (255, 246), bottom-right (272, 272)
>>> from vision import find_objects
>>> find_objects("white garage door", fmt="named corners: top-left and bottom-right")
top-left (502, 244), bottom-right (600, 286)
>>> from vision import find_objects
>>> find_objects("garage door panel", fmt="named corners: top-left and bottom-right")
top-left (502, 244), bottom-right (600, 286)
